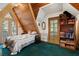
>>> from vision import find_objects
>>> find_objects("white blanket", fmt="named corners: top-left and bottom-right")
top-left (7, 34), bottom-right (35, 55)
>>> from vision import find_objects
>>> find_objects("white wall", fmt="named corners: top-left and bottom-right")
top-left (41, 3), bottom-right (63, 15)
top-left (36, 9), bottom-right (46, 33)
top-left (36, 8), bottom-right (48, 42)
top-left (63, 3), bottom-right (79, 16)
top-left (42, 11), bottom-right (63, 42)
top-left (36, 3), bottom-right (79, 42)
top-left (36, 8), bottom-right (63, 42)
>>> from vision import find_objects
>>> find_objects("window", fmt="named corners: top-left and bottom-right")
top-left (10, 14), bottom-right (17, 35)
top-left (1, 13), bottom-right (17, 41)
top-left (50, 19), bottom-right (58, 36)
top-left (2, 18), bottom-right (9, 40)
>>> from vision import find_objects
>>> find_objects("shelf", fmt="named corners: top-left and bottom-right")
top-left (60, 21), bottom-right (75, 25)
top-left (60, 40), bottom-right (75, 46)
top-left (65, 45), bottom-right (75, 50)
top-left (68, 22), bottom-right (75, 25)
top-left (60, 40), bottom-right (66, 43)
top-left (59, 12), bottom-right (76, 50)
top-left (65, 42), bottom-right (75, 46)
top-left (60, 24), bottom-right (75, 26)
top-left (60, 45), bottom-right (75, 50)
top-left (60, 37), bottom-right (74, 40)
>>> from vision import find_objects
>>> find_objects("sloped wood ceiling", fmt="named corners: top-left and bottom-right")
top-left (13, 3), bottom-right (39, 33)
top-left (71, 3), bottom-right (79, 10)
top-left (31, 3), bottom-right (48, 19)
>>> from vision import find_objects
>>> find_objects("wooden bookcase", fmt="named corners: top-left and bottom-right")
top-left (59, 12), bottom-right (77, 50)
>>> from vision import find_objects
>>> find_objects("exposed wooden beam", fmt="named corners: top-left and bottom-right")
top-left (70, 3), bottom-right (79, 10)
top-left (28, 3), bottom-right (40, 34)
top-left (12, 7), bottom-right (25, 33)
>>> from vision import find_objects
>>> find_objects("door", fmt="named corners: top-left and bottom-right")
top-left (48, 17), bottom-right (59, 44)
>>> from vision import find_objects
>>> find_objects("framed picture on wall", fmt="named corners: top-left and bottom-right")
top-left (41, 21), bottom-right (46, 30)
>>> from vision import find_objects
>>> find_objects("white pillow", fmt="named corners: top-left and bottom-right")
top-left (31, 31), bottom-right (37, 35)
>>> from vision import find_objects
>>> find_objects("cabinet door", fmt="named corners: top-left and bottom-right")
top-left (49, 17), bottom-right (59, 44)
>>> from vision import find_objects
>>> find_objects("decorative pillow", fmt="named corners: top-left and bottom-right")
top-left (31, 31), bottom-right (37, 35)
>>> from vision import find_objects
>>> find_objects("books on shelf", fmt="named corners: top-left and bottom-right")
top-left (59, 11), bottom-right (76, 50)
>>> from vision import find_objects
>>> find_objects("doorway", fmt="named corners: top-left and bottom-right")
top-left (48, 17), bottom-right (59, 44)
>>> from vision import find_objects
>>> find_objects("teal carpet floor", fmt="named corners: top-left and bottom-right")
top-left (2, 42), bottom-right (79, 56)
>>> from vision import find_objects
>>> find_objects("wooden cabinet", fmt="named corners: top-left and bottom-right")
top-left (59, 11), bottom-right (77, 50)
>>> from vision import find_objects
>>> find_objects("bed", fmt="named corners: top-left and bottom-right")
top-left (5, 33), bottom-right (36, 55)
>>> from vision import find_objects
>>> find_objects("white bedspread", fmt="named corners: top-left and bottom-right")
top-left (7, 34), bottom-right (36, 55)
top-left (13, 35), bottom-right (35, 52)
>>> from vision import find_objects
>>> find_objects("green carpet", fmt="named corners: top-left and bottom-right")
top-left (2, 42), bottom-right (79, 56)
top-left (0, 49), bottom-right (2, 56)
